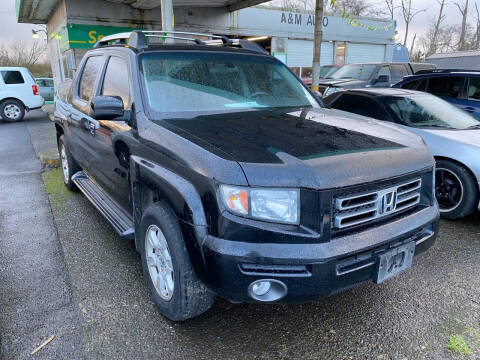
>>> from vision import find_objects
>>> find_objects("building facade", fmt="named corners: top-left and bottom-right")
top-left (16, 0), bottom-right (395, 85)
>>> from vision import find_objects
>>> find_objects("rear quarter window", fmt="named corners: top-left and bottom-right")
top-left (427, 76), bottom-right (465, 99)
top-left (1, 71), bottom-right (25, 84)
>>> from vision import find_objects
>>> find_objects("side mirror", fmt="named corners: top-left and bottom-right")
top-left (373, 75), bottom-right (390, 84)
top-left (90, 95), bottom-right (124, 120)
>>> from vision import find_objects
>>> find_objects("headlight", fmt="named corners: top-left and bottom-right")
top-left (323, 87), bottom-right (344, 97)
top-left (220, 185), bottom-right (300, 225)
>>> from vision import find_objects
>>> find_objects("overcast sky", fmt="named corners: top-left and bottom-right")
top-left (0, 0), bottom-right (471, 50)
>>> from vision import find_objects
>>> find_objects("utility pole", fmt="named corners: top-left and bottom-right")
top-left (161, 0), bottom-right (174, 42)
top-left (311, 0), bottom-right (324, 93)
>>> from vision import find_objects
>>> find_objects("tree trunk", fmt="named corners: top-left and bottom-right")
top-left (458, 0), bottom-right (469, 50)
top-left (311, 0), bottom-right (324, 92)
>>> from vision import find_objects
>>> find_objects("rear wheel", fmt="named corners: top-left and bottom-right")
top-left (435, 160), bottom-right (478, 219)
top-left (1, 99), bottom-right (25, 122)
top-left (58, 135), bottom-right (81, 191)
top-left (139, 202), bottom-right (214, 321)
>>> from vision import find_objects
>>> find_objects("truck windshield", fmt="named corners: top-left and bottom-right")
top-left (330, 64), bottom-right (376, 80)
top-left (139, 52), bottom-right (319, 119)
top-left (383, 94), bottom-right (480, 129)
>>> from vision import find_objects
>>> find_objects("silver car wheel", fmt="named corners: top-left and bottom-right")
top-left (4, 104), bottom-right (21, 120)
top-left (145, 225), bottom-right (174, 301)
top-left (435, 168), bottom-right (464, 212)
top-left (60, 145), bottom-right (69, 183)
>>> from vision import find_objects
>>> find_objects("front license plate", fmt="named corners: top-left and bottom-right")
top-left (374, 242), bottom-right (415, 284)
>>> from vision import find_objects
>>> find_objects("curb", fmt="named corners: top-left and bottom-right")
top-left (38, 149), bottom-right (60, 168)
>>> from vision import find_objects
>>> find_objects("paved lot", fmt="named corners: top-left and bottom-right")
top-left (1, 115), bottom-right (480, 359)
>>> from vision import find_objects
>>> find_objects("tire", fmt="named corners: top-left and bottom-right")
top-left (58, 135), bottom-right (81, 191)
top-left (139, 202), bottom-right (214, 321)
top-left (0, 99), bottom-right (25, 122)
top-left (435, 159), bottom-right (478, 219)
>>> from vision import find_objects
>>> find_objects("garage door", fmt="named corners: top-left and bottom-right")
top-left (346, 43), bottom-right (385, 64)
top-left (287, 40), bottom-right (333, 67)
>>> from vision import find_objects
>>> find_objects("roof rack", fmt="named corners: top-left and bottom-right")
top-left (94, 30), bottom-right (268, 54)
top-left (415, 68), bottom-right (480, 75)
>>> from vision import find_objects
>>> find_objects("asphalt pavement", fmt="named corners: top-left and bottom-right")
top-left (1, 113), bottom-right (480, 359)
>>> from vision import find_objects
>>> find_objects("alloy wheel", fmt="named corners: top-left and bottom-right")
top-left (435, 168), bottom-right (464, 212)
top-left (60, 145), bottom-right (69, 183)
top-left (145, 225), bottom-right (174, 301)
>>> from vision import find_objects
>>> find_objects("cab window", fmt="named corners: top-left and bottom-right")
top-left (426, 76), bottom-right (465, 99)
top-left (78, 56), bottom-right (103, 102)
top-left (102, 57), bottom-right (131, 109)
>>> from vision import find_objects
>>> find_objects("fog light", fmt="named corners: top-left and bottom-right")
top-left (251, 281), bottom-right (271, 296)
top-left (248, 279), bottom-right (288, 302)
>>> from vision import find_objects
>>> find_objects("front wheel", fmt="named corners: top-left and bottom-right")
top-left (435, 160), bottom-right (478, 219)
top-left (139, 202), bottom-right (214, 321)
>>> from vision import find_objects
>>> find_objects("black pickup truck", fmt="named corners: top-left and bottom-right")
top-left (318, 62), bottom-right (436, 97)
top-left (54, 31), bottom-right (439, 321)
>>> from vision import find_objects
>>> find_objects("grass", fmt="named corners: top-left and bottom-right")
top-left (42, 168), bottom-right (72, 205)
top-left (447, 335), bottom-right (471, 356)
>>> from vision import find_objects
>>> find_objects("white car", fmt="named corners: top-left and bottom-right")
top-left (0, 67), bottom-right (44, 122)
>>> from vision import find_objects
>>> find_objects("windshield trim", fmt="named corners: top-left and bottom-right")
top-left (137, 50), bottom-right (321, 121)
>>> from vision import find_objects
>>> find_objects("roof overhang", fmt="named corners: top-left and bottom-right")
top-left (16, 0), bottom-right (269, 23)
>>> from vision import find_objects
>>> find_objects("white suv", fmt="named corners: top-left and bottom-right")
top-left (0, 67), bottom-right (44, 122)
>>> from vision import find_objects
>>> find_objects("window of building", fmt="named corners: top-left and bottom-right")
top-left (427, 76), bottom-right (465, 99)
top-left (78, 56), bottom-right (103, 102)
top-left (335, 42), bottom-right (345, 65)
top-left (102, 57), bottom-right (131, 109)
top-left (467, 77), bottom-right (480, 101)
top-left (1, 71), bottom-right (24, 84)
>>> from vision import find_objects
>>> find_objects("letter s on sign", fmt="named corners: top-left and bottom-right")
top-left (88, 30), bottom-right (97, 44)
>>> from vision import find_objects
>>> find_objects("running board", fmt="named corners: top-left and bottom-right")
top-left (72, 171), bottom-right (135, 240)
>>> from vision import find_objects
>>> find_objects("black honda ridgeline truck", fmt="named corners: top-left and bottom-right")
top-left (54, 31), bottom-right (439, 321)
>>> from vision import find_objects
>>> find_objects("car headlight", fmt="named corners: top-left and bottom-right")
top-left (219, 185), bottom-right (300, 225)
top-left (323, 87), bottom-right (344, 97)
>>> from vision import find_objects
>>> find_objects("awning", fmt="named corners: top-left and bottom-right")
top-left (16, 0), bottom-right (269, 23)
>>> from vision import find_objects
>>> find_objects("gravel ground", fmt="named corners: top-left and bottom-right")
top-left (40, 166), bottom-right (480, 360)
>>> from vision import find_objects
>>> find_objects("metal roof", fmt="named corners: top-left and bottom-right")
top-left (426, 50), bottom-right (480, 60)
top-left (16, 0), bottom-right (269, 23)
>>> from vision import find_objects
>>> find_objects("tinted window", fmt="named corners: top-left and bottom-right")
top-left (467, 77), bottom-right (480, 102)
top-left (2, 71), bottom-right (24, 84)
top-left (427, 76), bottom-right (464, 99)
top-left (102, 57), bottom-right (130, 109)
top-left (391, 65), bottom-right (409, 82)
top-left (417, 79), bottom-right (428, 91)
top-left (330, 94), bottom-right (387, 119)
top-left (330, 64), bottom-right (377, 80)
top-left (401, 80), bottom-right (419, 90)
top-left (78, 56), bottom-right (103, 102)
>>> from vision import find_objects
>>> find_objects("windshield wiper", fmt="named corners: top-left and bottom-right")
top-left (466, 124), bottom-right (480, 129)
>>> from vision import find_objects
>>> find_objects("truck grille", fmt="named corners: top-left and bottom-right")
top-left (333, 178), bottom-right (422, 230)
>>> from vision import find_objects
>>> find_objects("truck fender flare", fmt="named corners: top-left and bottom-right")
top-left (129, 155), bottom-right (209, 268)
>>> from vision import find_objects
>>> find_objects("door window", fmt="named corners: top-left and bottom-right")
top-left (78, 56), bottom-right (103, 102)
top-left (391, 64), bottom-right (409, 83)
top-left (102, 57), bottom-right (131, 109)
top-left (377, 66), bottom-right (391, 82)
top-left (401, 80), bottom-right (419, 89)
top-left (1, 71), bottom-right (24, 84)
top-left (330, 94), bottom-right (387, 120)
top-left (467, 77), bottom-right (480, 101)
top-left (426, 76), bottom-right (464, 99)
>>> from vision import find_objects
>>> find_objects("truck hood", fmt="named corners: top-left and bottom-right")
top-left (161, 108), bottom-right (433, 189)
top-left (318, 78), bottom-right (368, 89)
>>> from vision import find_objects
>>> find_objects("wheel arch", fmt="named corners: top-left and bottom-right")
top-left (129, 156), bottom-right (209, 276)
top-left (434, 156), bottom-right (480, 189)
top-left (0, 97), bottom-right (26, 110)
top-left (55, 123), bottom-right (64, 146)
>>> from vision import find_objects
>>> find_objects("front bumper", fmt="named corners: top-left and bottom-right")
top-left (200, 205), bottom-right (439, 303)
